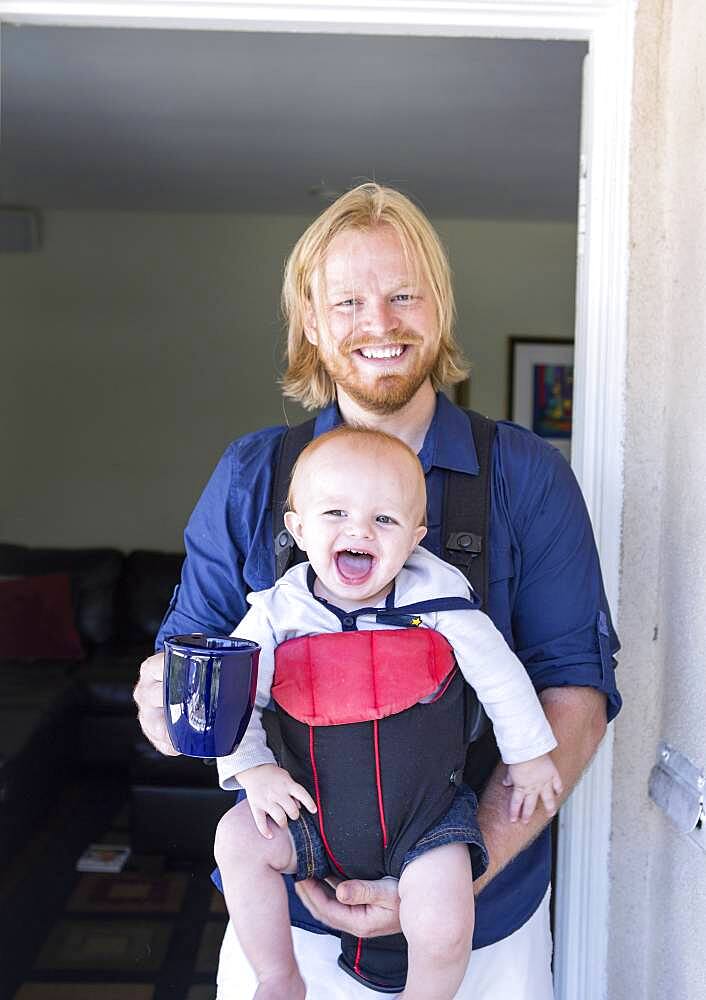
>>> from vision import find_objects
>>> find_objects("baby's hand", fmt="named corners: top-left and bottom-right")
top-left (503, 755), bottom-right (563, 824)
top-left (237, 764), bottom-right (317, 839)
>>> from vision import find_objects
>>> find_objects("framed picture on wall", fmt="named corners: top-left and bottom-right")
top-left (508, 337), bottom-right (574, 460)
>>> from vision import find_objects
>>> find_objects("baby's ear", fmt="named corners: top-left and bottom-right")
top-left (284, 510), bottom-right (305, 550)
top-left (413, 525), bottom-right (427, 548)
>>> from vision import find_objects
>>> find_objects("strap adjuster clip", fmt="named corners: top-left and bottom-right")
top-left (445, 531), bottom-right (482, 555)
top-left (276, 529), bottom-right (294, 551)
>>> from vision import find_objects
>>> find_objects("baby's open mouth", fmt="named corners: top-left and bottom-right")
top-left (335, 549), bottom-right (375, 583)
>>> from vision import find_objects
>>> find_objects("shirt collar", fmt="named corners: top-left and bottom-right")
top-left (313, 393), bottom-right (478, 476)
top-left (313, 400), bottom-right (343, 437)
top-left (305, 564), bottom-right (397, 619)
top-left (417, 392), bottom-right (479, 475)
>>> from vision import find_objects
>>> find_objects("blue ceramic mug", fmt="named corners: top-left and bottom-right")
top-left (163, 634), bottom-right (260, 757)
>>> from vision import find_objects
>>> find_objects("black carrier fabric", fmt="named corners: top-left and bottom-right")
top-left (278, 668), bottom-right (471, 991)
top-left (269, 410), bottom-right (499, 993)
top-left (278, 668), bottom-right (471, 880)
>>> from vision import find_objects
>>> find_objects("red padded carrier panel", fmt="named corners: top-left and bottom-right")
top-left (272, 627), bottom-right (455, 726)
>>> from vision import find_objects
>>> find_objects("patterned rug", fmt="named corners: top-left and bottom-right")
top-left (0, 779), bottom-right (227, 1000)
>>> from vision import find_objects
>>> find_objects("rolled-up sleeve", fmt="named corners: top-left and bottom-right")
top-left (498, 427), bottom-right (621, 722)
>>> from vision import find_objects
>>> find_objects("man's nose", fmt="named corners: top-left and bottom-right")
top-left (360, 298), bottom-right (399, 336)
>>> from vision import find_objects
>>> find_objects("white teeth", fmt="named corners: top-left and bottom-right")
top-left (360, 345), bottom-right (404, 359)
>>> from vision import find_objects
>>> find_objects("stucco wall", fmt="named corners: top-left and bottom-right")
top-left (0, 211), bottom-right (575, 552)
top-left (610, 1), bottom-right (706, 996)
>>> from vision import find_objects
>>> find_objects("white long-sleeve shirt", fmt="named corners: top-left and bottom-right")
top-left (217, 545), bottom-right (556, 790)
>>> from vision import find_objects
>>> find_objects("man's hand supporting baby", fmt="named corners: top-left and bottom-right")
top-left (237, 764), bottom-right (317, 839)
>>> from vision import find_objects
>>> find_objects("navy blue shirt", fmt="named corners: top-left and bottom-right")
top-left (156, 392), bottom-right (621, 948)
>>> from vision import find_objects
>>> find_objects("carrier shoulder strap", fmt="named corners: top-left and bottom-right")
top-left (443, 410), bottom-right (496, 608)
top-left (272, 409), bottom-right (496, 604)
top-left (271, 418), bottom-right (316, 580)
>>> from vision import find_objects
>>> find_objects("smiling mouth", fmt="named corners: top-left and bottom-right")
top-left (335, 549), bottom-right (376, 583)
top-left (355, 344), bottom-right (408, 361)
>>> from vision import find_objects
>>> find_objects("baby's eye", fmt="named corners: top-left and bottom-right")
top-left (392, 293), bottom-right (415, 303)
top-left (323, 509), bottom-right (346, 518)
top-left (376, 514), bottom-right (398, 525)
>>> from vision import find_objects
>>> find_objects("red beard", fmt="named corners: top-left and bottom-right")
top-left (320, 331), bottom-right (438, 415)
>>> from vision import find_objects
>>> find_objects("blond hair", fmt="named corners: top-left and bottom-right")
top-left (287, 425), bottom-right (427, 526)
top-left (281, 183), bottom-right (469, 410)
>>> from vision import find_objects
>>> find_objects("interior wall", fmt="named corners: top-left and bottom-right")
top-left (610, 1), bottom-right (706, 997)
top-left (0, 210), bottom-right (576, 552)
top-left (435, 218), bottom-right (577, 420)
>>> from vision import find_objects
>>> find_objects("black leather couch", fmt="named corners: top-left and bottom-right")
top-left (0, 543), bottom-right (234, 865)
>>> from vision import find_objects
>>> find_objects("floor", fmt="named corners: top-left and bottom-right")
top-left (0, 778), bottom-right (227, 1000)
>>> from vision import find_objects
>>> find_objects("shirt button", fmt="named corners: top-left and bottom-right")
top-left (343, 616), bottom-right (355, 628)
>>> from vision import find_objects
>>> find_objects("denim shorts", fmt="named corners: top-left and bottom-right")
top-left (290, 782), bottom-right (488, 883)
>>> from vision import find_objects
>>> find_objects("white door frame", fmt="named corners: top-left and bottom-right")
top-left (0, 3), bottom-right (635, 997)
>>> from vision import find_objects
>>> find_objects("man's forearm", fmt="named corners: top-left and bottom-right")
top-left (473, 685), bottom-right (607, 896)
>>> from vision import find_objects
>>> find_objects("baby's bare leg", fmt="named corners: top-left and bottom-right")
top-left (398, 842), bottom-right (475, 1000)
top-left (213, 800), bottom-right (304, 999)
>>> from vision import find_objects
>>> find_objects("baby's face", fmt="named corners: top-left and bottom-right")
top-left (284, 443), bottom-right (427, 610)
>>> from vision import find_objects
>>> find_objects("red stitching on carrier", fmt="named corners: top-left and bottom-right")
top-left (308, 725), bottom-right (346, 876)
top-left (428, 666), bottom-right (458, 704)
top-left (372, 719), bottom-right (388, 848)
top-left (354, 936), bottom-right (364, 977)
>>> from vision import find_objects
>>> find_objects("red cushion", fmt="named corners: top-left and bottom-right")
top-left (272, 628), bottom-right (455, 726)
top-left (0, 573), bottom-right (85, 660)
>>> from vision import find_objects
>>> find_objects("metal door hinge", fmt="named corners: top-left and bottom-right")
top-left (648, 741), bottom-right (705, 853)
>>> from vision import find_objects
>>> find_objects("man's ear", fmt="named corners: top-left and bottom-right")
top-left (284, 510), bottom-right (306, 551)
top-left (303, 300), bottom-right (319, 347)
top-left (413, 525), bottom-right (427, 548)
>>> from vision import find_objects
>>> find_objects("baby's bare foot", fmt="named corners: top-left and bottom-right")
top-left (254, 968), bottom-right (306, 999)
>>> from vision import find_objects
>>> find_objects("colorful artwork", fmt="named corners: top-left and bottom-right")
top-left (532, 363), bottom-right (573, 439)
top-left (508, 338), bottom-right (574, 461)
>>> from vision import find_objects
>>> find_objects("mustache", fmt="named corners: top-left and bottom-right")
top-left (341, 331), bottom-right (424, 354)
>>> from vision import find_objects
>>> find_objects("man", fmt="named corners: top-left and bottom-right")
top-left (134, 183), bottom-right (620, 998)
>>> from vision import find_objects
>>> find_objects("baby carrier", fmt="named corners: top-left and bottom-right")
top-left (268, 410), bottom-right (498, 992)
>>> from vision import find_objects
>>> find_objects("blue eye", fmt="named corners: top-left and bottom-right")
top-left (376, 514), bottom-right (397, 525)
top-left (324, 510), bottom-right (345, 517)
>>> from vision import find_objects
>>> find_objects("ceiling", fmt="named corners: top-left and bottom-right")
top-left (0, 26), bottom-right (586, 219)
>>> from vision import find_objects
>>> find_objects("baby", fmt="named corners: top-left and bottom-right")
top-left (214, 426), bottom-right (562, 1000)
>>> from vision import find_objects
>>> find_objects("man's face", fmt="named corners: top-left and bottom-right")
top-left (284, 441), bottom-right (427, 610)
top-left (305, 226), bottom-right (440, 415)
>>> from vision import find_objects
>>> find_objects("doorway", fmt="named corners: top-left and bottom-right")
top-left (0, 4), bottom-right (634, 998)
